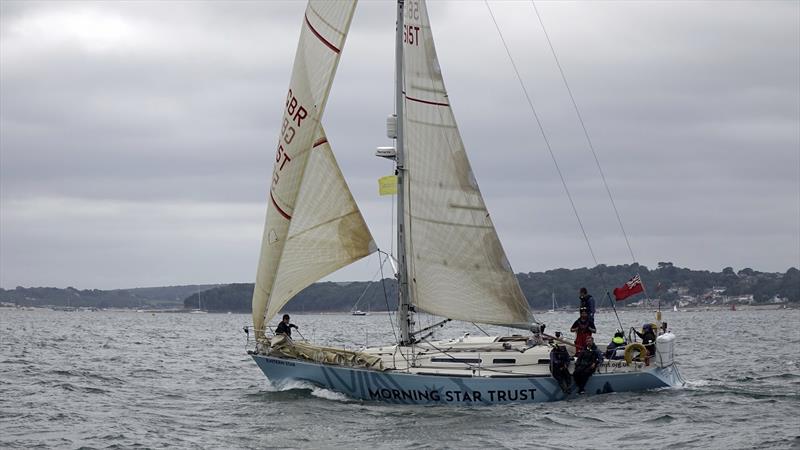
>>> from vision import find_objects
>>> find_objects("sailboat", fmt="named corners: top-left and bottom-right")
top-left (546, 292), bottom-right (558, 313)
top-left (190, 290), bottom-right (207, 314)
top-left (247, 0), bottom-right (682, 404)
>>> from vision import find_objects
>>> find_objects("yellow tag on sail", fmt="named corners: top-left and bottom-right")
top-left (378, 175), bottom-right (397, 196)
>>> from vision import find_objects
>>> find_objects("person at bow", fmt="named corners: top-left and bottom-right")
top-left (275, 314), bottom-right (299, 339)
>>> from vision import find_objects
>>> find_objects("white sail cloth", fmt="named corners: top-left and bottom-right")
top-left (252, 0), bottom-right (374, 333)
top-left (401, 0), bottom-right (531, 326)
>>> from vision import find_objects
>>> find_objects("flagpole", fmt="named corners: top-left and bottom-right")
top-left (637, 272), bottom-right (662, 327)
top-left (606, 291), bottom-right (625, 338)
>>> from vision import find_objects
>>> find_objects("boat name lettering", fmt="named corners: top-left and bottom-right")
top-left (265, 358), bottom-right (296, 367)
top-left (487, 389), bottom-right (536, 402)
top-left (367, 387), bottom-right (535, 402)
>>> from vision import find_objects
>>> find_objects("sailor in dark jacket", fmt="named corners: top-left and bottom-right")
top-left (573, 336), bottom-right (603, 394)
top-left (634, 323), bottom-right (657, 357)
top-left (549, 344), bottom-right (573, 394)
top-left (275, 314), bottom-right (298, 338)
top-left (578, 287), bottom-right (596, 320)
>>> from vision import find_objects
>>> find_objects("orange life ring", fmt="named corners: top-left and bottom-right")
top-left (624, 343), bottom-right (649, 364)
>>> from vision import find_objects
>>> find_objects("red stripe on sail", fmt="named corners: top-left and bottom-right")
top-left (313, 138), bottom-right (328, 148)
top-left (305, 15), bottom-right (341, 54)
top-left (405, 94), bottom-right (449, 107)
top-left (270, 191), bottom-right (292, 220)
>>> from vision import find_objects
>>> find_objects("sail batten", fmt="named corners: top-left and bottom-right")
top-left (252, 0), bottom-right (372, 333)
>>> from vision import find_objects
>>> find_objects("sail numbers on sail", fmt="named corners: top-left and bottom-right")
top-left (403, 0), bottom-right (420, 46)
top-left (272, 89), bottom-right (310, 191)
top-left (403, 25), bottom-right (420, 46)
top-left (285, 89), bottom-right (309, 127)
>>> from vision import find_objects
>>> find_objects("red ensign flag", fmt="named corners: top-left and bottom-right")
top-left (614, 274), bottom-right (644, 301)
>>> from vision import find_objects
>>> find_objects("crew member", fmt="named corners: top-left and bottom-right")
top-left (549, 344), bottom-right (573, 394)
top-left (573, 336), bottom-right (603, 394)
top-left (605, 330), bottom-right (626, 359)
top-left (275, 314), bottom-right (299, 338)
top-left (633, 323), bottom-right (656, 357)
top-left (570, 308), bottom-right (596, 356)
top-left (578, 287), bottom-right (596, 320)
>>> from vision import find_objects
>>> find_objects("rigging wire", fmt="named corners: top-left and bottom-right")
top-left (377, 249), bottom-right (398, 343)
top-left (530, 2), bottom-right (655, 306)
top-left (484, 0), bottom-right (599, 268)
top-left (487, 1), bottom-right (656, 319)
top-left (530, 1), bottom-right (637, 265)
top-left (472, 322), bottom-right (491, 337)
top-left (352, 251), bottom-right (391, 312)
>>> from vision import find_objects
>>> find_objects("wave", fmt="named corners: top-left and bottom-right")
top-left (262, 379), bottom-right (355, 403)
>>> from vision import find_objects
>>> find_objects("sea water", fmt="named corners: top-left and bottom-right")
top-left (1, 308), bottom-right (798, 449)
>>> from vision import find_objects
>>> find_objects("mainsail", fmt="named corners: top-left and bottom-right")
top-left (252, 0), bottom-right (374, 333)
top-left (400, 0), bottom-right (531, 326)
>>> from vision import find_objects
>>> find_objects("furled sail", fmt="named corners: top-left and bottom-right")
top-left (253, 0), bottom-right (374, 333)
top-left (400, 0), bottom-right (531, 326)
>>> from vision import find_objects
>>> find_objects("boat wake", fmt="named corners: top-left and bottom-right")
top-left (268, 379), bottom-right (353, 403)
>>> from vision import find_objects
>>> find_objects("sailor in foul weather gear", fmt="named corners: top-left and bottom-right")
top-left (578, 287), bottom-right (596, 320)
top-left (549, 344), bottom-right (573, 394)
top-left (605, 331), bottom-right (627, 359)
top-left (571, 308), bottom-right (596, 356)
top-left (633, 323), bottom-right (656, 357)
top-left (573, 336), bottom-right (603, 394)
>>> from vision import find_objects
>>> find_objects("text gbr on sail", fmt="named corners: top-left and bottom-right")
top-left (272, 89), bottom-right (309, 188)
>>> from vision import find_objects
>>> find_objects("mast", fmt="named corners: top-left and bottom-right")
top-left (394, 0), bottom-right (413, 345)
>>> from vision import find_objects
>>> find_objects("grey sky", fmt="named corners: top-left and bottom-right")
top-left (1, 1), bottom-right (798, 290)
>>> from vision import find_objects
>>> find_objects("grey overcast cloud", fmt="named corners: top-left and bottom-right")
top-left (1, 1), bottom-right (798, 290)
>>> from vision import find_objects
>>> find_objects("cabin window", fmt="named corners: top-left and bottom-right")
top-left (492, 358), bottom-right (516, 364)
top-left (430, 357), bottom-right (481, 364)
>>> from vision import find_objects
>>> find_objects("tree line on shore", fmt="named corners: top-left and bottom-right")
top-left (6, 263), bottom-right (795, 311)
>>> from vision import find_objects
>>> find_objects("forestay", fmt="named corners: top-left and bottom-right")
top-left (252, 0), bottom-right (374, 333)
top-left (401, 0), bottom-right (531, 326)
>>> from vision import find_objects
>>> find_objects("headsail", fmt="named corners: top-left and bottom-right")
top-left (400, 0), bottom-right (531, 326)
top-left (253, 0), bottom-right (374, 333)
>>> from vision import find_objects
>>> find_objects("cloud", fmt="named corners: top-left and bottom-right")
top-left (1, 1), bottom-right (798, 289)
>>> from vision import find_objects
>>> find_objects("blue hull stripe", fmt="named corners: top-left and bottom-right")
top-left (252, 355), bottom-right (682, 404)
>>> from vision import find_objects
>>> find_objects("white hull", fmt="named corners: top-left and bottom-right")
top-left (251, 333), bottom-right (682, 404)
